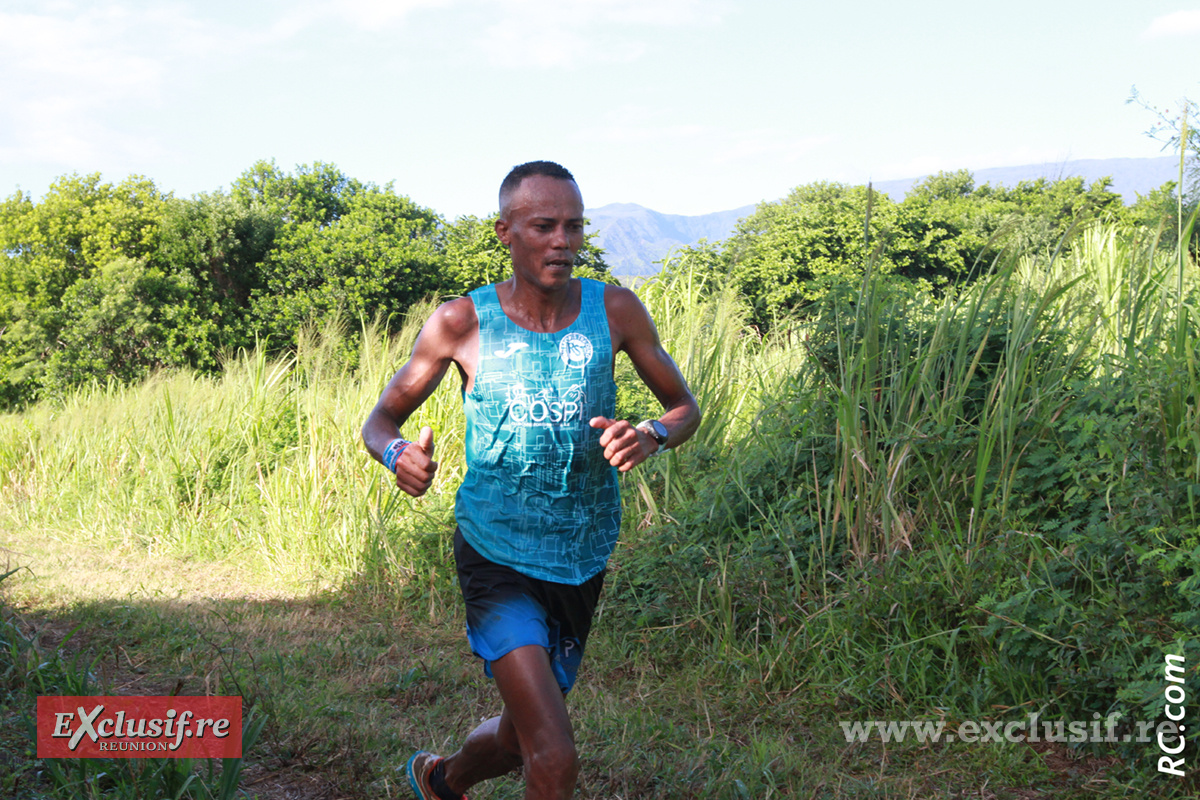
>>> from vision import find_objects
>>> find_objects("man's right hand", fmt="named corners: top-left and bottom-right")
top-left (394, 426), bottom-right (439, 497)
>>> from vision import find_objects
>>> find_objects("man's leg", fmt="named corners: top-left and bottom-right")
top-left (442, 644), bottom-right (578, 800)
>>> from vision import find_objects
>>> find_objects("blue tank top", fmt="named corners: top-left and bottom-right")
top-left (455, 278), bottom-right (621, 584)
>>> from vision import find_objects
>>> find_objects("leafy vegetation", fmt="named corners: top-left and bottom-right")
top-left (0, 161), bottom-right (611, 409)
top-left (668, 170), bottom-right (1148, 329)
top-left (2, 155), bottom-right (1199, 797)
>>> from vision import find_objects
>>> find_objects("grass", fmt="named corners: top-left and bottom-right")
top-left (3, 217), bottom-right (1200, 797)
top-left (0, 553), bottom-right (267, 800)
top-left (1, 529), bottom-right (1115, 799)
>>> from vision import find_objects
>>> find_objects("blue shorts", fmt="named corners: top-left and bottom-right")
top-left (453, 528), bottom-right (605, 693)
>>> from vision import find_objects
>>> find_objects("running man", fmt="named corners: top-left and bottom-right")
top-left (362, 161), bottom-right (701, 800)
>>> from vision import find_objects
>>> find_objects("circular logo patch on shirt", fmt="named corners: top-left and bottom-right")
top-left (558, 332), bottom-right (594, 369)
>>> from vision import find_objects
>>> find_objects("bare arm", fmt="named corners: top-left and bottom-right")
top-left (362, 298), bottom-right (476, 496)
top-left (590, 285), bottom-right (702, 472)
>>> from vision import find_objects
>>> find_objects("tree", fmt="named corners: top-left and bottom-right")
top-left (0, 174), bottom-right (169, 406)
top-left (1128, 181), bottom-right (1185, 247)
top-left (0, 161), bottom-right (615, 407)
top-left (43, 257), bottom-right (209, 397)
top-left (231, 160), bottom-right (359, 227)
top-left (667, 172), bottom-right (1128, 330)
top-left (244, 166), bottom-right (446, 347)
top-left (701, 182), bottom-right (958, 326)
top-left (988, 176), bottom-right (1125, 254)
top-left (154, 192), bottom-right (279, 361)
top-left (900, 170), bottom-right (1126, 274)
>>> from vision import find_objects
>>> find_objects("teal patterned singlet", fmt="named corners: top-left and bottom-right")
top-left (455, 278), bottom-right (621, 585)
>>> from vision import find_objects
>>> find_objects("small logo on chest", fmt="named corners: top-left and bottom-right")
top-left (493, 342), bottom-right (530, 359)
top-left (558, 333), bottom-right (593, 369)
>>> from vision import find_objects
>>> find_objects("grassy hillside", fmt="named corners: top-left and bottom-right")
top-left (2, 223), bottom-right (1199, 798)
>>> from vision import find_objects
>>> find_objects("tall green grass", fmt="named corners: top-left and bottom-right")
top-left (607, 220), bottom-right (1199, 789)
top-left (0, 276), bottom-right (787, 596)
top-left (0, 305), bottom-right (461, 591)
top-left (3, 219), bottom-right (1199, 793)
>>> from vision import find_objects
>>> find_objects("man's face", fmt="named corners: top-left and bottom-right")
top-left (495, 175), bottom-right (585, 291)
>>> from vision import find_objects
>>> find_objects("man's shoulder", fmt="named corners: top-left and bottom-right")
top-left (600, 282), bottom-right (640, 312)
top-left (600, 282), bottom-right (650, 322)
top-left (426, 296), bottom-right (479, 342)
top-left (599, 282), bottom-right (657, 350)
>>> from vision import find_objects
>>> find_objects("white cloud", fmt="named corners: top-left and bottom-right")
top-left (0, 0), bottom-right (471, 176)
top-left (712, 130), bottom-right (832, 165)
top-left (551, 0), bottom-right (726, 26)
top-left (576, 105), bottom-right (711, 143)
top-left (0, 3), bottom-right (271, 170)
top-left (0, 10), bottom-right (161, 96)
top-left (476, 0), bottom-right (727, 67)
top-left (1141, 9), bottom-right (1200, 39)
top-left (479, 18), bottom-right (646, 67)
top-left (581, 122), bottom-right (708, 145)
top-left (0, 8), bottom-right (170, 165)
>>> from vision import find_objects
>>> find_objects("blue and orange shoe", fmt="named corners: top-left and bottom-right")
top-left (406, 751), bottom-right (466, 800)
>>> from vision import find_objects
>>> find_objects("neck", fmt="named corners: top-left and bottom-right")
top-left (498, 277), bottom-right (581, 333)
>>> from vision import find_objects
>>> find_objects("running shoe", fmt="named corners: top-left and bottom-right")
top-left (406, 750), bottom-right (466, 800)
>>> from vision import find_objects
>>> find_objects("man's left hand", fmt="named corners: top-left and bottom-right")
top-left (589, 417), bottom-right (657, 472)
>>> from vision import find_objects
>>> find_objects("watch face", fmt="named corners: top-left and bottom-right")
top-left (641, 419), bottom-right (668, 444)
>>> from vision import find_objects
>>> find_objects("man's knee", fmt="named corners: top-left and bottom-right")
top-left (525, 738), bottom-right (579, 789)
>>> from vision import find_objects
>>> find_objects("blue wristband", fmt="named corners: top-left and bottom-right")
top-left (381, 438), bottom-right (410, 473)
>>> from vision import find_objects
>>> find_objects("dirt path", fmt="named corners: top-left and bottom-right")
top-left (2, 529), bottom-right (429, 800)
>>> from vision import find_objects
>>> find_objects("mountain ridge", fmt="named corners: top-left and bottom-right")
top-left (586, 155), bottom-right (1180, 276)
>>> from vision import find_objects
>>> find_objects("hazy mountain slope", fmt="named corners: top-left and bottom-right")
top-left (872, 156), bottom-right (1178, 202)
top-left (585, 203), bottom-right (755, 275)
top-left (587, 156), bottom-right (1180, 276)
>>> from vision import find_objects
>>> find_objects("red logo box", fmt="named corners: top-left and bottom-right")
top-left (37, 696), bottom-right (242, 759)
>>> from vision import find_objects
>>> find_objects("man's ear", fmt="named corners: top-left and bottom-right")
top-left (494, 216), bottom-right (511, 247)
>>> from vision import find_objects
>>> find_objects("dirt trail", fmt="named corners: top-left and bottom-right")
top-left (2, 529), bottom-right (379, 800)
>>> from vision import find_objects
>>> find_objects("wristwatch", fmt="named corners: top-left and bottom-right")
top-left (636, 419), bottom-right (669, 454)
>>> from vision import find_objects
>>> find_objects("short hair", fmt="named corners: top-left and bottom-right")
top-left (499, 161), bottom-right (576, 214)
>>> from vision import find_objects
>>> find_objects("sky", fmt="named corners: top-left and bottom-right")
top-left (1, 0), bottom-right (1197, 218)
